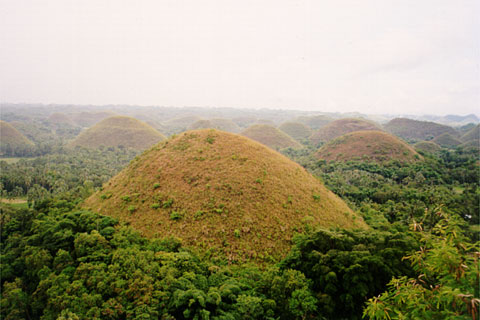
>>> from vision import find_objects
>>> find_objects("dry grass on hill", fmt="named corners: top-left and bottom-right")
top-left (241, 124), bottom-right (303, 150)
top-left (68, 116), bottom-right (165, 150)
top-left (460, 124), bottom-right (479, 143)
top-left (0, 120), bottom-right (34, 149)
top-left (309, 118), bottom-right (382, 145)
top-left (316, 130), bottom-right (421, 163)
top-left (278, 122), bottom-right (312, 141)
top-left (414, 141), bottom-right (442, 154)
top-left (85, 129), bottom-right (365, 262)
top-left (432, 133), bottom-right (462, 148)
top-left (384, 118), bottom-right (457, 141)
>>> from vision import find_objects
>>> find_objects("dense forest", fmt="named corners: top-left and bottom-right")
top-left (1, 105), bottom-right (479, 319)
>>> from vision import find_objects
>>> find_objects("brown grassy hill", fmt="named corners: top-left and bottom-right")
top-left (68, 116), bottom-right (165, 150)
top-left (459, 139), bottom-right (479, 151)
top-left (460, 124), bottom-right (479, 143)
top-left (0, 121), bottom-right (35, 155)
top-left (232, 116), bottom-right (257, 128)
top-left (188, 119), bottom-right (241, 133)
top-left (295, 115), bottom-right (334, 130)
top-left (278, 122), bottom-right (312, 141)
top-left (309, 118), bottom-right (382, 145)
top-left (47, 113), bottom-right (75, 126)
top-left (432, 133), bottom-right (462, 148)
top-left (316, 131), bottom-right (421, 163)
top-left (414, 141), bottom-right (442, 154)
top-left (385, 118), bottom-right (457, 141)
top-left (71, 111), bottom-right (117, 127)
top-left (84, 130), bottom-right (365, 262)
top-left (241, 124), bottom-right (303, 150)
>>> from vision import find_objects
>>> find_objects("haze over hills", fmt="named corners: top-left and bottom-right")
top-left (316, 131), bottom-right (421, 163)
top-left (309, 118), bottom-right (383, 145)
top-left (68, 116), bottom-right (166, 150)
top-left (241, 124), bottom-right (303, 150)
top-left (384, 118), bottom-right (458, 141)
top-left (85, 129), bottom-right (365, 261)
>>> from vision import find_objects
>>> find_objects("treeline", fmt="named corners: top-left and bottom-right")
top-left (2, 196), bottom-right (478, 319)
top-left (0, 147), bottom-right (138, 203)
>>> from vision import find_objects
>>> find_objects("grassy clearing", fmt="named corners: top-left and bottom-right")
top-left (85, 129), bottom-right (366, 263)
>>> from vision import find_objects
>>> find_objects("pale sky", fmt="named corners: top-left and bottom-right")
top-left (0, 0), bottom-right (478, 115)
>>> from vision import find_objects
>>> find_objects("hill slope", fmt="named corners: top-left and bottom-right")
top-left (316, 131), bottom-right (421, 163)
top-left (68, 116), bottom-right (165, 150)
top-left (414, 141), bottom-right (442, 154)
top-left (432, 133), bottom-right (462, 148)
top-left (71, 111), bottom-right (117, 127)
top-left (47, 112), bottom-right (75, 126)
top-left (278, 122), bottom-right (312, 141)
top-left (85, 130), bottom-right (365, 261)
top-left (385, 118), bottom-right (457, 141)
top-left (0, 121), bottom-right (35, 155)
top-left (309, 118), bottom-right (382, 144)
top-left (294, 115), bottom-right (333, 129)
top-left (241, 124), bottom-right (303, 150)
top-left (460, 124), bottom-right (479, 143)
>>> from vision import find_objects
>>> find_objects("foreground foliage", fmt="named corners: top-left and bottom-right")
top-left (364, 213), bottom-right (479, 320)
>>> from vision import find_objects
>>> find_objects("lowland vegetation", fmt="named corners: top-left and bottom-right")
top-left (1, 104), bottom-right (478, 320)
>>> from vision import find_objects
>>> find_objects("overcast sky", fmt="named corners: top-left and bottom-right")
top-left (0, 0), bottom-right (478, 115)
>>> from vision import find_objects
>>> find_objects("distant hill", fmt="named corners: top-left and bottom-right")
top-left (278, 122), bottom-right (312, 141)
top-left (294, 115), bottom-right (334, 130)
top-left (0, 121), bottom-right (35, 156)
top-left (47, 112), bottom-right (76, 126)
top-left (432, 133), bottom-right (462, 148)
top-left (385, 118), bottom-right (457, 141)
top-left (71, 111), bottom-right (117, 127)
top-left (316, 131), bottom-right (420, 163)
top-left (187, 119), bottom-right (241, 133)
top-left (68, 116), bottom-right (165, 150)
top-left (414, 141), bottom-right (442, 154)
top-left (162, 115), bottom-right (203, 134)
top-left (309, 118), bottom-right (382, 145)
top-left (459, 139), bottom-right (479, 151)
top-left (241, 124), bottom-right (303, 150)
top-left (232, 116), bottom-right (258, 128)
top-left (460, 124), bottom-right (479, 143)
top-left (85, 129), bottom-right (365, 261)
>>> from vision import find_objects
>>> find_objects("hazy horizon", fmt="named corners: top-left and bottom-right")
top-left (1, 1), bottom-right (478, 116)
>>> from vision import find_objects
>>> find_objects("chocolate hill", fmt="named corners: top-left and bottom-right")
top-left (278, 122), bottom-right (312, 141)
top-left (384, 118), bottom-right (457, 141)
top-left (316, 131), bottom-right (421, 163)
top-left (85, 130), bottom-right (365, 261)
top-left (0, 121), bottom-right (35, 155)
top-left (414, 141), bottom-right (442, 154)
top-left (68, 116), bottom-right (165, 150)
top-left (309, 118), bottom-right (382, 145)
top-left (241, 124), bottom-right (303, 150)
top-left (188, 119), bottom-right (241, 133)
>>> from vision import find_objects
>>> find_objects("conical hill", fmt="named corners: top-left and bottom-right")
top-left (68, 116), bottom-right (166, 150)
top-left (278, 122), bottom-right (312, 141)
top-left (309, 118), bottom-right (382, 144)
top-left (316, 131), bottom-right (421, 163)
top-left (85, 129), bottom-right (365, 261)
top-left (241, 124), bottom-right (303, 150)
top-left (0, 121), bottom-right (35, 156)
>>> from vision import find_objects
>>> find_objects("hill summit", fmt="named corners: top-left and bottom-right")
top-left (309, 118), bottom-right (382, 144)
top-left (384, 118), bottom-right (457, 141)
top-left (68, 116), bottom-right (166, 150)
top-left (316, 131), bottom-right (421, 163)
top-left (85, 129), bottom-right (365, 261)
